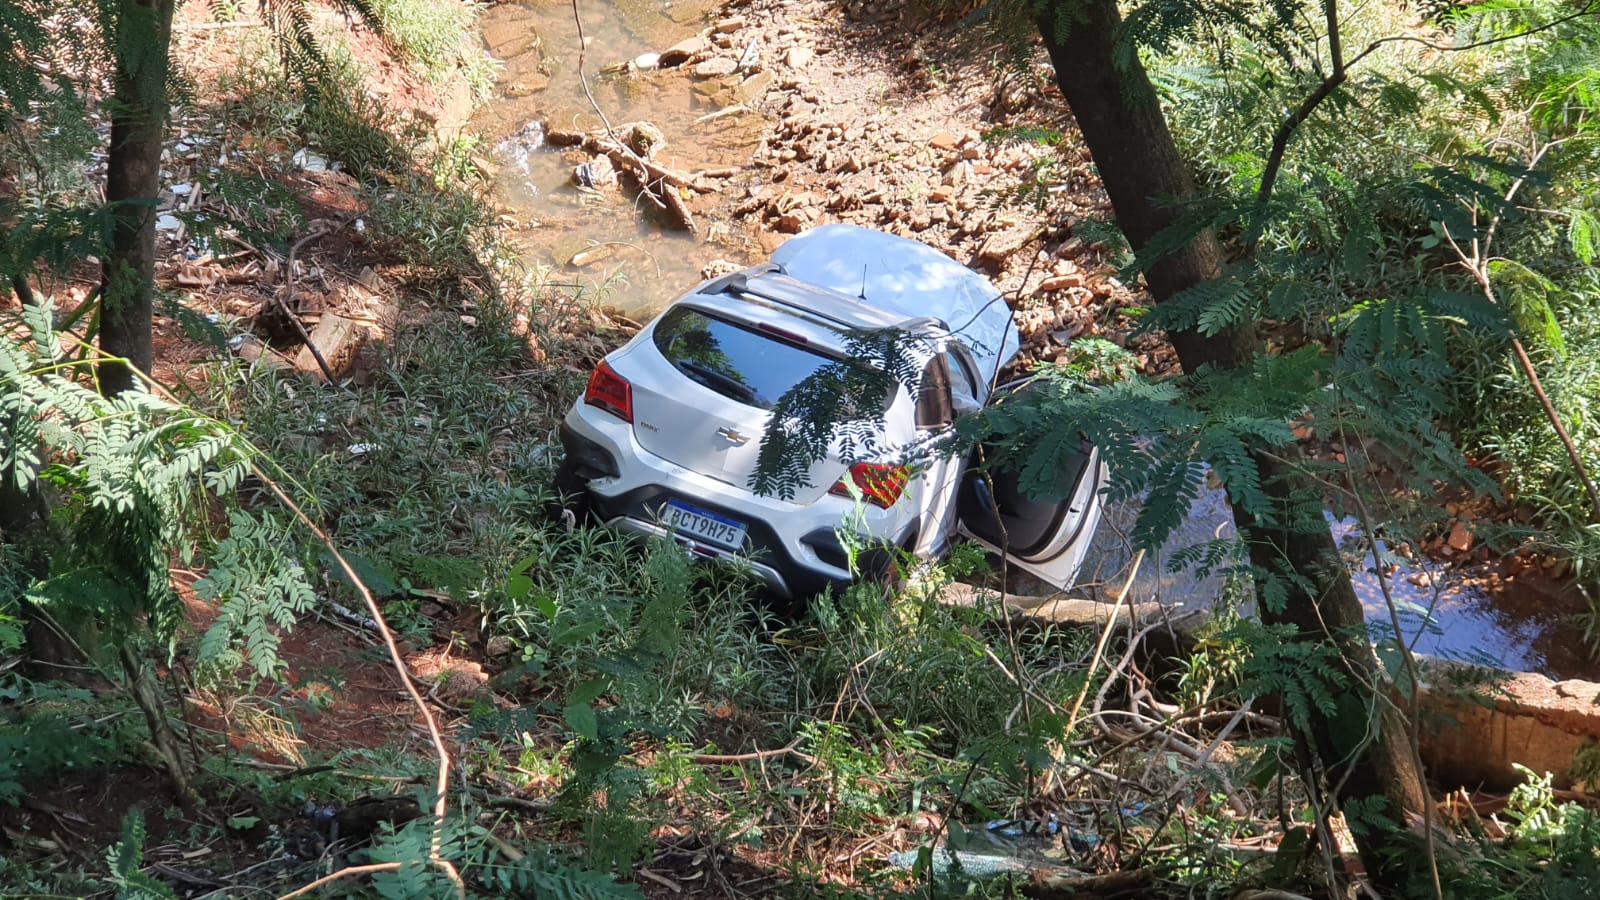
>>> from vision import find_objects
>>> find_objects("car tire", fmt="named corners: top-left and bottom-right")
top-left (547, 456), bottom-right (594, 525)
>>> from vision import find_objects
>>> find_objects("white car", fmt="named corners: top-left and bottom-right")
top-left (557, 224), bottom-right (1106, 599)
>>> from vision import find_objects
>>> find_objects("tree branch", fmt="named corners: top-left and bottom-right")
top-left (70, 342), bottom-right (467, 900)
top-left (1256, 0), bottom-right (1600, 213)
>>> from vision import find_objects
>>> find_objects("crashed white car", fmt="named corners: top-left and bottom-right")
top-left (557, 224), bottom-right (1106, 598)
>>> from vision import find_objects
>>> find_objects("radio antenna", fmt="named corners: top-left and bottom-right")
top-left (858, 264), bottom-right (869, 301)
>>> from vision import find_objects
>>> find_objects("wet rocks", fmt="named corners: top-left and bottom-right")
top-left (692, 56), bottom-right (740, 78)
top-left (659, 35), bottom-right (711, 67)
top-left (481, 19), bottom-right (540, 60)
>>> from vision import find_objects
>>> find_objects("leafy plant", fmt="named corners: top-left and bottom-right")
top-left (104, 810), bottom-right (179, 900)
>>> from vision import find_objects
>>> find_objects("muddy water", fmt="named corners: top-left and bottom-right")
top-left (1076, 486), bottom-right (1595, 681)
top-left (470, 0), bottom-right (764, 315)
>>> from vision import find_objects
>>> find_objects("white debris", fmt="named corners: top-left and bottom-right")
top-left (347, 442), bottom-right (380, 455)
top-left (169, 183), bottom-right (192, 195)
top-left (292, 148), bottom-right (329, 172)
top-left (155, 214), bottom-right (183, 232)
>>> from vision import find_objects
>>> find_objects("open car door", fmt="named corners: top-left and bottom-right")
top-left (953, 384), bottom-right (1107, 591)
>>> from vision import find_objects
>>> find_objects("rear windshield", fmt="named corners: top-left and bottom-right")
top-left (651, 306), bottom-right (844, 411)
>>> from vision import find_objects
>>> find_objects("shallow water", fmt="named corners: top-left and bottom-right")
top-left (470, 0), bottom-right (765, 315)
top-left (1076, 484), bottom-right (1594, 681)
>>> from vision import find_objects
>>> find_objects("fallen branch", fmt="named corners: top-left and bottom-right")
top-left (278, 227), bottom-right (347, 387)
top-left (689, 738), bottom-right (807, 765)
top-left (275, 863), bottom-right (405, 900)
top-left (1022, 868), bottom-right (1153, 899)
top-left (578, 134), bottom-right (699, 233)
top-left (568, 0), bottom-right (696, 235)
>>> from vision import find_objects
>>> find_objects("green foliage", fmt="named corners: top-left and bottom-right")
top-left (0, 686), bottom-right (139, 806)
top-left (2, 303), bottom-right (251, 649)
top-left (105, 810), bottom-right (179, 900)
top-left (194, 510), bottom-right (317, 683)
top-left (752, 327), bottom-right (929, 501)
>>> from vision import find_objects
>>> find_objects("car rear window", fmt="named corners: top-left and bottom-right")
top-left (651, 306), bottom-right (851, 412)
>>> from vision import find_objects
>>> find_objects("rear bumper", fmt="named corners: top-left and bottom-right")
top-left (558, 415), bottom-right (903, 599)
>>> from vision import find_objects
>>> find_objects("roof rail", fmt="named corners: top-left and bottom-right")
top-left (707, 268), bottom-right (947, 337)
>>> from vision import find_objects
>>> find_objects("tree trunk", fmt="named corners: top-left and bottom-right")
top-left (99, 0), bottom-right (176, 397)
top-left (1034, 0), bottom-right (1423, 887)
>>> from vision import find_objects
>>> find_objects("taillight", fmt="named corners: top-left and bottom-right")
top-left (584, 360), bottom-right (632, 422)
top-left (830, 462), bottom-right (909, 508)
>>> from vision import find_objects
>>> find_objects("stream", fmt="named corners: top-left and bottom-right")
top-left (1076, 486), bottom-right (1595, 681)
top-left (470, 2), bottom-right (1597, 682)
top-left (470, 0), bottom-right (765, 315)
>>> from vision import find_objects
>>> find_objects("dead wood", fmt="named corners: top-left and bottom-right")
top-left (1022, 868), bottom-right (1152, 899)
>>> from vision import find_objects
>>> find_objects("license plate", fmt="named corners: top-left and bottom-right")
top-left (660, 501), bottom-right (747, 550)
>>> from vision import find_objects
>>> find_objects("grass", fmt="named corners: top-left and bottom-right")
top-left (365, 0), bottom-right (500, 96)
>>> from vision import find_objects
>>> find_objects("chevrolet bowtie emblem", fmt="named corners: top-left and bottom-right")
top-left (716, 426), bottom-right (751, 445)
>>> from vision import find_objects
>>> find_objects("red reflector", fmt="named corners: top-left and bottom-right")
top-left (584, 360), bottom-right (632, 422)
top-left (830, 462), bottom-right (909, 509)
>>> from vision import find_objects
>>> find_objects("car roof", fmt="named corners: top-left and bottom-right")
top-left (768, 224), bottom-right (1020, 383)
top-left (708, 268), bottom-right (910, 332)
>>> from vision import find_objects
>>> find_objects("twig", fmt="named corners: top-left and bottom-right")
top-left (485, 796), bottom-right (556, 815)
top-left (1340, 428), bottom-right (1443, 900)
top-left (690, 738), bottom-right (806, 765)
top-left (638, 868), bottom-right (684, 893)
top-left (1442, 135), bottom-right (1600, 522)
top-left (278, 228), bottom-right (345, 388)
top-left (1253, 0), bottom-right (1600, 216)
top-left (274, 863), bottom-right (405, 900)
top-left (1067, 550), bottom-right (1145, 731)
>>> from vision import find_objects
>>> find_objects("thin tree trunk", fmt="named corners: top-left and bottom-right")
top-left (1034, 0), bottom-right (1423, 887)
top-left (120, 643), bottom-right (196, 811)
top-left (99, 0), bottom-right (176, 397)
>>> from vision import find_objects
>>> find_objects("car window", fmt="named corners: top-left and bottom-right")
top-left (652, 306), bottom-right (859, 412)
top-left (915, 355), bottom-right (953, 430)
top-left (944, 348), bottom-right (979, 403)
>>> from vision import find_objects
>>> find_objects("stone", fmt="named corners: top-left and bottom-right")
top-left (1038, 273), bottom-right (1084, 292)
top-left (713, 15), bottom-right (747, 33)
top-left (736, 70), bottom-right (775, 104)
top-left (929, 132), bottom-right (960, 152)
top-left (503, 76), bottom-right (549, 98)
top-left (1447, 519), bottom-right (1474, 553)
top-left (633, 52), bottom-right (660, 70)
top-left (693, 57), bottom-right (740, 78)
top-left (481, 20), bottom-right (539, 59)
top-left (978, 223), bottom-right (1040, 263)
top-left (1421, 664), bottom-right (1600, 790)
top-left (784, 45), bottom-right (814, 69)
top-left (294, 313), bottom-right (366, 381)
top-left (659, 35), bottom-right (711, 67)
top-left (624, 121), bottom-right (666, 157)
